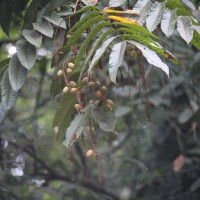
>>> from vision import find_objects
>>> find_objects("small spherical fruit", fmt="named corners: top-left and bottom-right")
top-left (67, 68), bottom-right (73, 74)
top-left (101, 86), bottom-right (107, 92)
top-left (106, 99), bottom-right (113, 106)
top-left (75, 103), bottom-right (81, 111)
top-left (66, 34), bottom-right (71, 39)
top-left (95, 81), bottom-right (101, 87)
top-left (71, 87), bottom-right (78, 94)
top-left (106, 104), bottom-right (112, 111)
top-left (91, 127), bottom-right (95, 132)
top-left (69, 81), bottom-right (77, 87)
top-left (57, 70), bottom-right (63, 78)
top-left (68, 62), bottom-right (74, 69)
top-left (95, 100), bottom-right (101, 106)
top-left (96, 90), bottom-right (104, 98)
top-left (81, 77), bottom-right (89, 84)
top-left (63, 86), bottom-right (69, 94)
top-left (72, 132), bottom-right (77, 140)
top-left (88, 81), bottom-right (95, 87)
top-left (86, 149), bottom-right (94, 157)
top-left (89, 100), bottom-right (94, 104)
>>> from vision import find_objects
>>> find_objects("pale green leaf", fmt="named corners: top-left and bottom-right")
top-left (64, 106), bottom-right (90, 147)
top-left (1, 70), bottom-right (17, 110)
top-left (128, 40), bottom-right (169, 77)
top-left (8, 54), bottom-right (27, 92)
top-left (108, 41), bottom-right (126, 84)
top-left (22, 29), bottom-right (42, 47)
top-left (193, 25), bottom-right (200, 34)
top-left (109, 0), bottom-right (126, 7)
top-left (134, 0), bottom-right (152, 25)
top-left (161, 8), bottom-right (177, 37)
top-left (177, 16), bottom-right (193, 44)
top-left (43, 11), bottom-right (66, 29)
top-left (146, 1), bottom-right (165, 32)
top-left (182, 0), bottom-right (195, 10)
top-left (16, 39), bottom-right (37, 70)
top-left (88, 36), bottom-right (118, 74)
top-left (33, 20), bottom-right (54, 38)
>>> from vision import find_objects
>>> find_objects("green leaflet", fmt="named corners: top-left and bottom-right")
top-left (68, 10), bottom-right (101, 34)
top-left (53, 94), bottom-right (76, 141)
top-left (16, 39), bottom-right (37, 70)
top-left (71, 5), bottom-right (98, 16)
top-left (8, 54), bottom-right (27, 92)
top-left (108, 41), bottom-right (126, 84)
top-left (1, 70), bottom-right (17, 111)
top-left (192, 30), bottom-right (200, 50)
top-left (88, 36), bottom-right (118, 74)
top-left (80, 28), bottom-right (115, 80)
top-left (64, 105), bottom-right (90, 147)
top-left (63, 15), bottom-right (106, 51)
top-left (114, 22), bottom-right (159, 39)
top-left (74, 21), bottom-right (111, 67)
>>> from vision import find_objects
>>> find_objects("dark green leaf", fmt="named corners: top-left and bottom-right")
top-left (91, 106), bottom-right (116, 132)
top-left (0, 103), bottom-right (6, 124)
top-left (0, 1), bottom-right (11, 36)
top-left (22, 29), bottom-right (42, 47)
top-left (53, 94), bottom-right (75, 141)
top-left (43, 11), bottom-right (66, 29)
top-left (33, 20), bottom-right (54, 38)
top-left (8, 54), bottom-right (27, 92)
top-left (1, 70), bottom-right (17, 110)
top-left (16, 39), bottom-right (37, 70)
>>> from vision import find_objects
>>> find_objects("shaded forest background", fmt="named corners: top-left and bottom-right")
top-left (1, 0), bottom-right (200, 199)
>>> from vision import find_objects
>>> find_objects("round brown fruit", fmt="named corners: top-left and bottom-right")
top-left (63, 86), bottom-right (69, 94)
top-left (101, 86), bottom-right (107, 92)
top-left (106, 104), bottom-right (112, 111)
top-left (75, 104), bottom-right (81, 111)
top-left (95, 100), bottom-right (101, 106)
top-left (68, 62), bottom-right (74, 69)
top-left (86, 149), bottom-right (94, 157)
top-left (67, 68), bottom-right (73, 74)
top-left (106, 99), bottom-right (113, 106)
top-left (57, 70), bottom-right (63, 78)
top-left (69, 81), bottom-right (77, 87)
top-left (96, 90), bottom-right (104, 98)
top-left (71, 87), bottom-right (78, 94)
top-left (88, 81), bottom-right (95, 87)
top-left (95, 81), bottom-right (101, 87)
top-left (81, 77), bottom-right (89, 84)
